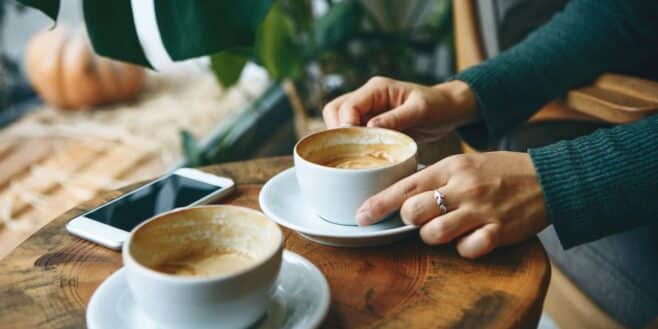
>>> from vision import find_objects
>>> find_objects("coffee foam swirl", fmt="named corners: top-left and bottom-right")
top-left (153, 248), bottom-right (256, 277)
top-left (129, 206), bottom-right (282, 278)
top-left (305, 143), bottom-right (408, 169)
top-left (296, 128), bottom-right (416, 170)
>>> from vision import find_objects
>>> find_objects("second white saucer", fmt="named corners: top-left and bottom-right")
top-left (259, 168), bottom-right (417, 247)
top-left (87, 251), bottom-right (330, 329)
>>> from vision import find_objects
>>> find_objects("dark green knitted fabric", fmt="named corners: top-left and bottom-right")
top-left (530, 116), bottom-right (658, 248)
top-left (454, 0), bottom-right (658, 248)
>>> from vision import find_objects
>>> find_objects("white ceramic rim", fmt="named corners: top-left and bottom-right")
top-left (281, 250), bottom-right (331, 328)
top-left (88, 250), bottom-right (330, 329)
top-left (293, 127), bottom-right (418, 172)
top-left (259, 168), bottom-right (418, 238)
top-left (122, 205), bottom-right (284, 284)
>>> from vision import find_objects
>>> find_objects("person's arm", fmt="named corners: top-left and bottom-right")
top-left (455, 0), bottom-right (658, 147)
top-left (529, 115), bottom-right (658, 248)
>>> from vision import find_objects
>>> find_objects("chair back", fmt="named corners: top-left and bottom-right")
top-left (452, 0), bottom-right (658, 125)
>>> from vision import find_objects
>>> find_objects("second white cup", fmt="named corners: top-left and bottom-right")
top-left (294, 127), bottom-right (418, 225)
top-left (122, 205), bottom-right (283, 329)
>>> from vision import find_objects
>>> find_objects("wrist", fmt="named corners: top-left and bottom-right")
top-left (434, 80), bottom-right (479, 126)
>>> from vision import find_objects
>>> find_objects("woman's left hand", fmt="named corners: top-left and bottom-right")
top-left (356, 151), bottom-right (549, 259)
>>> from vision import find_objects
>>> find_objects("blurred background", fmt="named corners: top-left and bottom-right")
top-left (6, 1), bottom-right (656, 328)
top-left (0, 0), bottom-right (456, 258)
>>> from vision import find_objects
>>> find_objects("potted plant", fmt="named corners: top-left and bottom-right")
top-left (20, 0), bottom-right (459, 164)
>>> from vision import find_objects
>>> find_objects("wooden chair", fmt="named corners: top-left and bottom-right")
top-left (453, 0), bottom-right (658, 129)
top-left (453, 1), bottom-right (658, 328)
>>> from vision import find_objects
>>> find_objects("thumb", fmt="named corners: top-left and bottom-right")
top-left (366, 101), bottom-right (424, 131)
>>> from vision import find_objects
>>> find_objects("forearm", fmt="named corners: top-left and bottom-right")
top-left (529, 115), bottom-right (658, 248)
top-left (454, 0), bottom-right (658, 147)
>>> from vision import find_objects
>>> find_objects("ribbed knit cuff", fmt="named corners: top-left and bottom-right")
top-left (529, 141), bottom-right (586, 249)
top-left (529, 116), bottom-right (658, 249)
top-left (454, 65), bottom-right (527, 149)
top-left (453, 68), bottom-right (500, 149)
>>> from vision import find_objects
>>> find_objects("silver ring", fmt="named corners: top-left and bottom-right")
top-left (433, 190), bottom-right (447, 215)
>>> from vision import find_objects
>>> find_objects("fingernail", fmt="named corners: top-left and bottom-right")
top-left (356, 209), bottom-right (371, 226)
top-left (367, 119), bottom-right (382, 128)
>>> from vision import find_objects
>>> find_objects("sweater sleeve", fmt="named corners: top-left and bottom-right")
top-left (454, 0), bottom-right (658, 147)
top-left (529, 115), bottom-right (658, 248)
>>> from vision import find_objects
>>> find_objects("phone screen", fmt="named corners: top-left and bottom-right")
top-left (85, 174), bottom-right (222, 231)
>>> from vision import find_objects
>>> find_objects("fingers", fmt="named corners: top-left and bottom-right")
top-left (455, 224), bottom-right (499, 259)
top-left (356, 175), bottom-right (425, 226)
top-left (323, 76), bottom-right (398, 128)
top-left (337, 78), bottom-right (387, 126)
top-left (356, 155), bottom-right (473, 226)
top-left (338, 98), bottom-right (365, 127)
top-left (400, 187), bottom-right (457, 226)
top-left (419, 209), bottom-right (486, 245)
top-left (322, 93), bottom-right (351, 128)
top-left (356, 167), bottom-right (450, 226)
top-left (400, 191), bottom-right (438, 226)
top-left (367, 101), bottom-right (423, 131)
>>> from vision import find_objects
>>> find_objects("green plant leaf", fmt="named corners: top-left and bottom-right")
top-left (313, 0), bottom-right (362, 52)
top-left (82, 1), bottom-right (152, 67)
top-left (199, 83), bottom-right (288, 164)
top-left (281, 0), bottom-right (313, 32)
top-left (255, 3), bottom-right (302, 80)
top-left (180, 130), bottom-right (202, 167)
top-left (210, 51), bottom-right (248, 88)
top-left (155, 0), bottom-right (274, 61)
top-left (16, 0), bottom-right (60, 20)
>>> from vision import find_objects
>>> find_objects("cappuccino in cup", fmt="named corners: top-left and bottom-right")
top-left (304, 143), bottom-right (410, 169)
top-left (123, 206), bottom-right (283, 329)
top-left (152, 249), bottom-right (256, 277)
top-left (294, 127), bottom-right (418, 225)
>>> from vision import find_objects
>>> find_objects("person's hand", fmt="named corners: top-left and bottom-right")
top-left (356, 151), bottom-right (549, 259)
top-left (322, 77), bottom-right (478, 143)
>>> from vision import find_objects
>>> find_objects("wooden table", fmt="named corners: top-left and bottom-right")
top-left (0, 157), bottom-right (550, 329)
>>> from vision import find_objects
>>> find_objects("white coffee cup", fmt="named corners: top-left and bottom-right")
top-left (294, 127), bottom-right (418, 225)
top-left (122, 205), bottom-right (283, 329)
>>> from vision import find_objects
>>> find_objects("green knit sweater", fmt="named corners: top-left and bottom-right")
top-left (455, 0), bottom-right (658, 248)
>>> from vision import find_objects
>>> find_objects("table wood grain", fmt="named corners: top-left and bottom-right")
top-left (0, 156), bottom-right (550, 329)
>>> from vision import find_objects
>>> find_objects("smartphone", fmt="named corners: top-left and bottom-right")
top-left (66, 168), bottom-right (235, 250)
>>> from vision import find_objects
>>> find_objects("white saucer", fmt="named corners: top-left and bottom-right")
top-left (259, 168), bottom-right (417, 247)
top-left (87, 251), bottom-right (330, 329)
